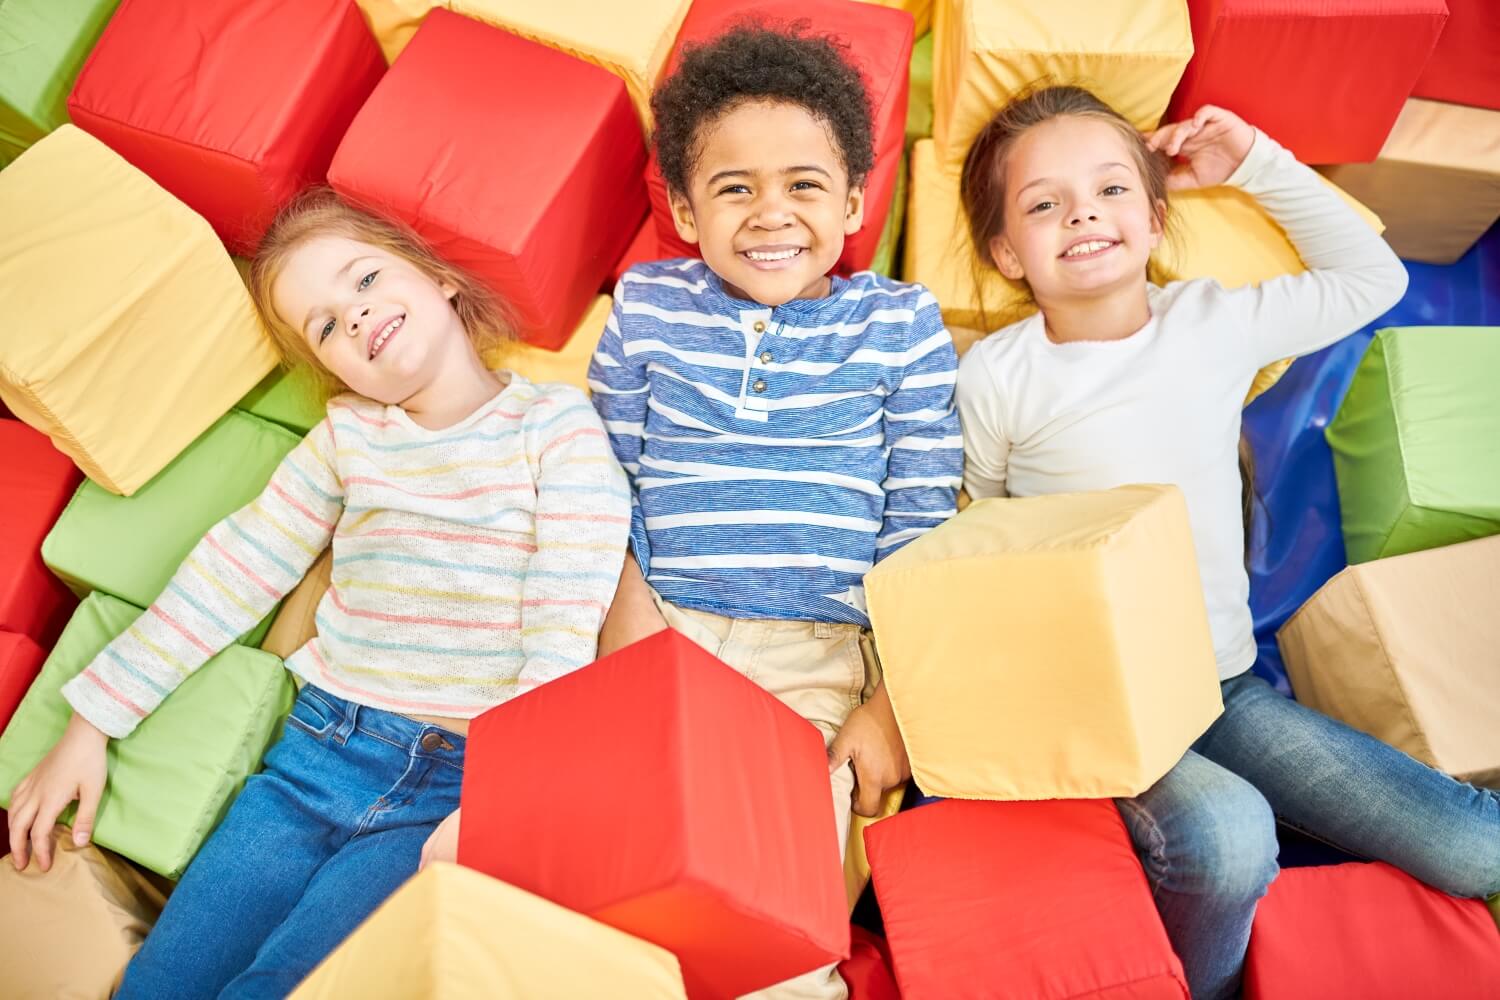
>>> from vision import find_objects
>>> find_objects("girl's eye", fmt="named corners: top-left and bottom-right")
top-left (1028, 200), bottom-right (1056, 214)
top-left (1102, 185), bottom-right (1127, 196)
top-left (357, 270), bottom-right (378, 290)
top-left (318, 319), bottom-right (336, 344)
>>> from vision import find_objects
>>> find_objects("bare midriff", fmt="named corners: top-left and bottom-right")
top-left (402, 713), bottom-right (470, 738)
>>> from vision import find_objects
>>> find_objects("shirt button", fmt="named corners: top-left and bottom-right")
top-left (752, 379), bottom-right (767, 393)
top-left (753, 320), bottom-right (766, 333)
top-left (759, 351), bottom-right (773, 364)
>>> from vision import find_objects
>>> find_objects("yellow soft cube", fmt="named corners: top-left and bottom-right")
top-left (488, 294), bottom-right (609, 393)
top-left (0, 126), bottom-right (277, 495)
top-left (291, 864), bottom-right (687, 999)
top-left (931, 0), bottom-right (1193, 171)
top-left (866, 485), bottom-right (1223, 800)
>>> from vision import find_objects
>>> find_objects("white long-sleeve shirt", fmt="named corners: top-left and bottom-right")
top-left (956, 130), bottom-right (1408, 679)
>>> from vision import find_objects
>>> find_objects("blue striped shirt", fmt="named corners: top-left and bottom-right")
top-left (588, 259), bottom-right (963, 625)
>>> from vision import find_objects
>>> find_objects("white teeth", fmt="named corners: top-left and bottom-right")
top-left (1064, 240), bottom-right (1115, 257)
top-left (370, 315), bottom-right (403, 358)
top-left (745, 248), bottom-right (802, 261)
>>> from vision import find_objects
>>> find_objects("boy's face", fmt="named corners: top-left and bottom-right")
top-left (668, 100), bottom-right (865, 306)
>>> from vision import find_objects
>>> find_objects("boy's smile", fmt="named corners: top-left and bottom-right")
top-left (668, 100), bottom-right (865, 307)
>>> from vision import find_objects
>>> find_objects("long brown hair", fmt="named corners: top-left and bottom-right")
top-left (247, 188), bottom-right (514, 402)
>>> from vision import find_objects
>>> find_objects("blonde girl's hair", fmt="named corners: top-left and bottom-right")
top-left (247, 187), bottom-right (514, 402)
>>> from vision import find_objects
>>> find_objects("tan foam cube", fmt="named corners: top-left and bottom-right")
top-left (487, 294), bottom-right (608, 394)
top-left (866, 485), bottom-right (1223, 800)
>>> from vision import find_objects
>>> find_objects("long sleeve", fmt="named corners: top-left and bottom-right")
top-left (586, 286), bottom-right (652, 572)
top-left (62, 418), bottom-right (344, 738)
top-left (875, 294), bottom-right (963, 560)
top-left (1220, 129), bottom-right (1409, 367)
top-left (955, 346), bottom-right (1011, 500)
top-left (516, 386), bottom-right (631, 693)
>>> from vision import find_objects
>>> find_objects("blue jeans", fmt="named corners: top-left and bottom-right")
top-left (1116, 671), bottom-right (1500, 1000)
top-left (116, 685), bottom-right (465, 1000)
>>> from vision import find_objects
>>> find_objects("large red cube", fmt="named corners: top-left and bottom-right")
top-left (1167, 0), bottom-right (1449, 164)
top-left (0, 420), bottom-right (81, 648)
top-left (0, 631), bottom-right (48, 735)
top-left (866, 799), bottom-right (1189, 999)
top-left (330, 9), bottom-right (648, 349)
top-left (1413, 0), bottom-right (1500, 111)
top-left (1244, 862), bottom-right (1500, 999)
top-left (67, 0), bottom-right (385, 255)
top-left (645, 0), bottom-right (913, 275)
top-left (457, 628), bottom-right (849, 999)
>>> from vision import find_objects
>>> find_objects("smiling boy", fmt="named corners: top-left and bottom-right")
top-left (588, 25), bottom-right (961, 1000)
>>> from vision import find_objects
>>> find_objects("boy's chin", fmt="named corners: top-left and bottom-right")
top-left (720, 262), bottom-right (834, 307)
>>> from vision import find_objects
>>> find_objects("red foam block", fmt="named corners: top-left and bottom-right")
top-left (68, 0), bottom-right (385, 254)
top-left (866, 798), bottom-right (1189, 1000)
top-left (646, 0), bottom-right (912, 275)
top-left (1413, 0), bottom-right (1500, 111)
top-left (0, 420), bottom-right (82, 647)
top-left (1168, 0), bottom-right (1448, 164)
top-left (457, 628), bottom-right (849, 999)
top-left (0, 631), bottom-right (47, 736)
top-left (1244, 862), bottom-right (1500, 999)
top-left (840, 926), bottom-right (901, 1000)
top-left (330, 9), bottom-right (648, 350)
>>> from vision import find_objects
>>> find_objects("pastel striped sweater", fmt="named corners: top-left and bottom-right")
top-left (63, 375), bottom-right (631, 739)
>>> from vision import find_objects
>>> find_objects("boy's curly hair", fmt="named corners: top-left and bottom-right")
top-left (651, 23), bottom-right (875, 197)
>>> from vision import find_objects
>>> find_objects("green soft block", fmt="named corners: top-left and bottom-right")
top-left (0, 0), bottom-right (121, 165)
top-left (869, 153), bottom-right (909, 278)
top-left (42, 409), bottom-right (301, 641)
top-left (0, 592), bottom-right (294, 878)
top-left (1327, 326), bottom-right (1500, 564)
top-left (236, 364), bottom-right (328, 436)
top-left (1487, 894), bottom-right (1499, 934)
top-left (905, 31), bottom-right (933, 150)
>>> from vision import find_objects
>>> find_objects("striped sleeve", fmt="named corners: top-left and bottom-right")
top-left (587, 286), bottom-right (652, 571)
top-left (875, 293), bottom-right (963, 560)
top-left (62, 417), bottom-right (344, 738)
top-left (516, 386), bottom-right (632, 693)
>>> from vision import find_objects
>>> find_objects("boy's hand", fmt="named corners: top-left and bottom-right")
top-left (1146, 105), bottom-right (1255, 191)
top-left (7, 712), bottom-right (109, 872)
top-left (419, 808), bottom-right (460, 871)
top-left (827, 683), bottom-right (910, 818)
top-left (597, 551), bottom-right (667, 659)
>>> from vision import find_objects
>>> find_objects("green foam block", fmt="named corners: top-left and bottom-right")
top-left (236, 364), bottom-right (328, 436)
top-left (1327, 326), bottom-right (1500, 564)
top-left (0, 592), bottom-right (294, 878)
top-left (0, 0), bottom-right (121, 165)
top-left (905, 31), bottom-right (933, 150)
top-left (869, 153), bottom-right (909, 279)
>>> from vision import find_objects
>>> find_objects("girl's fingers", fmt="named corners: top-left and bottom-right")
top-left (8, 800), bottom-right (37, 869)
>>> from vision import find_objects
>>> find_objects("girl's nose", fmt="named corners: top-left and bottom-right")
top-left (346, 305), bottom-right (370, 335)
top-left (1069, 210), bottom-right (1100, 226)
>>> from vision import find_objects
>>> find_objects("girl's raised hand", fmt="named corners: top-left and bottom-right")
top-left (1146, 105), bottom-right (1255, 192)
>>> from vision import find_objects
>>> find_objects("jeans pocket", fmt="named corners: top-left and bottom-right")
top-left (284, 689), bottom-right (338, 740)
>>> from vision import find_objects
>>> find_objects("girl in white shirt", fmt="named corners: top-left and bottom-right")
top-left (955, 87), bottom-right (1499, 1000)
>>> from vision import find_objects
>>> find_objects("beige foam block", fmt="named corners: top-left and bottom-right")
top-left (291, 863), bottom-right (687, 999)
top-left (932, 0), bottom-right (1192, 171)
top-left (1319, 98), bottom-right (1500, 266)
top-left (261, 548), bottom-right (334, 661)
top-left (866, 484), bottom-right (1223, 800)
top-left (0, 830), bottom-right (170, 1000)
top-left (0, 126), bottom-right (277, 495)
top-left (487, 295), bottom-right (608, 394)
top-left (1277, 534), bottom-right (1500, 789)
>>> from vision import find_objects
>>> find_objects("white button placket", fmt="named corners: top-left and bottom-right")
top-left (734, 308), bottom-right (774, 422)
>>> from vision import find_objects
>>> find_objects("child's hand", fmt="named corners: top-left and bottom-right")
top-left (419, 808), bottom-right (460, 871)
top-left (1146, 105), bottom-right (1255, 192)
top-left (827, 683), bottom-right (911, 818)
top-left (7, 712), bottom-right (109, 872)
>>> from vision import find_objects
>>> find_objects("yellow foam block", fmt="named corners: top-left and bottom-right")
top-left (866, 485), bottom-right (1223, 800)
top-left (844, 784), bottom-right (905, 911)
top-left (487, 294), bottom-right (608, 393)
top-left (1277, 535), bottom-right (1500, 789)
top-left (860, 0), bottom-right (932, 37)
top-left (0, 126), bottom-right (277, 495)
top-left (932, 0), bottom-right (1192, 171)
top-left (291, 863), bottom-right (687, 999)
top-left (353, 0), bottom-right (441, 62)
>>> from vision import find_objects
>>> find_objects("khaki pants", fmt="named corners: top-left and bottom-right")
top-left (656, 598), bottom-right (877, 1000)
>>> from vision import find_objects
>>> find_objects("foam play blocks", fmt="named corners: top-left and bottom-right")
top-left (932, 0), bottom-right (1192, 173)
top-left (1243, 862), bottom-right (1500, 999)
top-left (1167, 0), bottom-right (1448, 164)
top-left (0, 421), bottom-right (82, 647)
top-left (611, 219), bottom-right (670, 287)
top-left (0, 126), bottom-right (278, 497)
top-left (1277, 535), bottom-right (1500, 788)
top-left (67, 0), bottom-right (385, 254)
top-left (645, 0), bottom-right (914, 276)
top-left (1412, 0), bottom-right (1500, 112)
top-left (865, 485), bottom-right (1222, 800)
top-left (457, 629), bottom-right (849, 999)
top-left (236, 366), bottom-right (329, 437)
top-left (290, 864), bottom-right (687, 999)
top-left (0, 831), bottom-right (170, 1000)
top-left (0, 0), bottom-right (119, 165)
top-left (866, 799), bottom-right (1189, 999)
top-left (261, 548), bottom-right (333, 661)
top-left (1489, 894), bottom-right (1499, 934)
top-left (839, 927), bottom-right (901, 1000)
top-left (485, 296), bottom-right (611, 394)
top-left (1319, 99), bottom-right (1500, 265)
top-left (0, 593), bottom-right (295, 878)
top-left (861, 0), bottom-right (931, 38)
top-left (329, 9), bottom-right (648, 350)
top-left (351, 0), bottom-right (437, 62)
top-left (0, 632), bottom-right (47, 738)
top-left (42, 409), bottom-right (301, 634)
top-left (868, 156), bottom-right (909, 279)
top-left (1327, 327), bottom-right (1500, 565)
top-left (906, 30), bottom-right (934, 149)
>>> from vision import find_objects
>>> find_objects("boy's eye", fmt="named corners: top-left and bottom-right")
top-left (790, 180), bottom-right (821, 192)
top-left (717, 184), bottom-right (751, 196)
top-left (1102, 185), bottom-right (1127, 196)
top-left (318, 319), bottom-right (336, 344)
top-left (1028, 200), bottom-right (1056, 214)
top-left (357, 270), bottom-right (378, 290)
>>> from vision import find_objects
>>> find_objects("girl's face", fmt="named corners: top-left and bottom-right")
top-left (988, 116), bottom-right (1163, 307)
top-left (271, 236), bottom-right (467, 405)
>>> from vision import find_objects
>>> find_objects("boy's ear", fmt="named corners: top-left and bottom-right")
top-left (667, 189), bottom-right (700, 245)
top-left (842, 184), bottom-right (866, 236)
top-left (989, 234), bottom-right (1025, 281)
